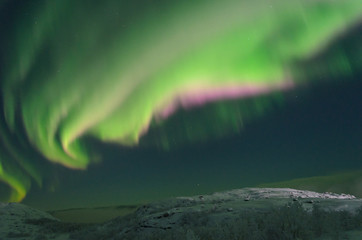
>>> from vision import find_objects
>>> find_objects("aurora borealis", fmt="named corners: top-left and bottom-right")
top-left (0, 0), bottom-right (362, 206)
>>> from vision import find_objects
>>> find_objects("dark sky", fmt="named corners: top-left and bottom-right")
top-left (0, 0), bottom-right (361, 210)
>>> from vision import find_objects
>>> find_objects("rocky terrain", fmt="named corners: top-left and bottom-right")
top-left (1, 188), bottom-right (362, 239)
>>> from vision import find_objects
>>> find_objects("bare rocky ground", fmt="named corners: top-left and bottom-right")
top-left (1, 188), bottom-right (362, 240)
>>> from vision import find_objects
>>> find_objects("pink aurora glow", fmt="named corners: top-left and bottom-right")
top-left (158, 81), bottom-right (294, 119)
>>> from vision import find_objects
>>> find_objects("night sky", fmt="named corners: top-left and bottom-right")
top-left (0, 0), bottom-right (361, 210)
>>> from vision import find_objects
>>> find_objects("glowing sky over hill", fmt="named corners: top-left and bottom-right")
top-left (0, 0), bottom-right (361, 202)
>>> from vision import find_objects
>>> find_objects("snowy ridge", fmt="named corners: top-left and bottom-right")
top-left (182, 188), bottom-right (357, 201)
top-left (0, 203), bottom-right (59, 240)
top-left (0, 188), bottom-right (361, 240)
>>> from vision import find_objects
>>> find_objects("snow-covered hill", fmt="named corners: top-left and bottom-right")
top-left (0, 202), bottom-right (63, 239)
top-left (1, 188), bottom-right (361, 240)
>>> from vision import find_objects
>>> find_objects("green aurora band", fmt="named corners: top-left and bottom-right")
top-left (0, 0), bottom-right (361, 202)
